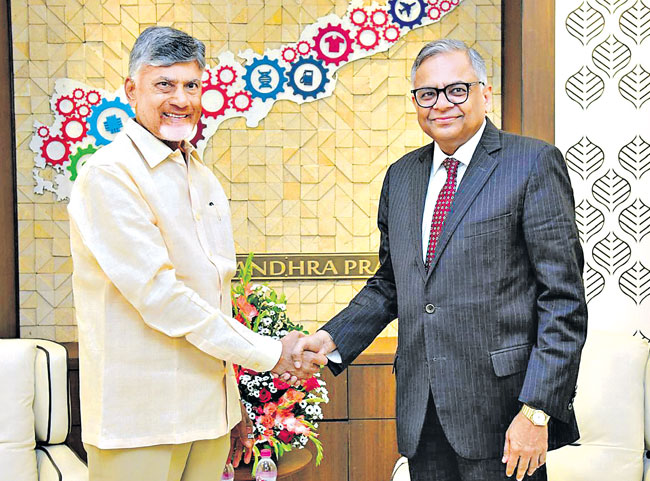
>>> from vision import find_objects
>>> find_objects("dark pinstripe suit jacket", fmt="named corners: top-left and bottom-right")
top-left (322, 119), bottom-right (588, 459)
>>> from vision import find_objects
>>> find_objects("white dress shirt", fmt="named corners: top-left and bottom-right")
top-left (68, 119), bottom-right (282, 449)
top-left (421, 120), bottom-right (487, 261)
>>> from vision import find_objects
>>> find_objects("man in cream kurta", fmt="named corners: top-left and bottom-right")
top-left (68, 27), bottom-right (324, 481)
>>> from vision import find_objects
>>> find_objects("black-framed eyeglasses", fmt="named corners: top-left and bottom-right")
top-left (411, 81), bottom-right (484, 108)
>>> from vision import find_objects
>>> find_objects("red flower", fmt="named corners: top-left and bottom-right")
top-left (263, 402), bottom-right (278, 416)
top-left (259, 388), bottom-right (272, 403)
top-left (273, 377), bottom-right (290, 390)
top-left (303, 376), bottom-right (320, 392)
top-left (236, 295), bottom-right (258, 321)
top-left (259, 414), bottom-right (275, 429)
top-left (278, 429), bottom-right (295, 443)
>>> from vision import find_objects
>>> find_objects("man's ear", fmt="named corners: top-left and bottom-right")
top-left (482, 83), bottom-right (493, 113)
top-left (124, 77), bottom-right (136, 108)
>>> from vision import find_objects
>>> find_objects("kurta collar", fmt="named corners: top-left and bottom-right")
top-left (124, 118), bottom-right (201, 168)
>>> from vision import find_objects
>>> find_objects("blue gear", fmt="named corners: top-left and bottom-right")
top-left (87, 98), bottom-right (135, 146)
top-left (286, 56), bottom-right (330, 100)
top-left (388, 0), bottom-right (427, 29)
top-left (242, 56), bottom-right (286, 102)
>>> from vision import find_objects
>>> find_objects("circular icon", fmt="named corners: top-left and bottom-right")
top-left (287, 56), bottom-right (330, 99)
top-left (356, 26), bottom-right (381, 51)
top-left (87, 98), bottom-right (135, 146)
top-left (243, 57), bottom-right (287, 101)
top-left (383, 25), bottom-right (401, 42)
top-left (231, 91), bottom-right (253, 112)
top-left (40, 136), bottom-right (71, 167)
top-left (62, 116), bottom-right (88, 142)
top-left (76, 104), bottom-right (91, 117)
top-left (428, 6), bottom-right (441, 20)
top-left (350, 8), bottom-right (368, 26)
top-left (371, 9), bottom-right (389, 27)
top-left (56, 96), bottom-right (76, 116)
top-left (296, 41), bottom-right (311, 56)
top-left (388, 0), bottom-right (427, 29)
top-left (202, 85), bottom-right (230, 117)
top-left (37, 126), bottom-right (50, 138)
top-left (86, 90), bottom-right (101, 106)
top-left (282, 46), bottom-right (298, 63)
top-left (217, 65), bottom-right (237, 86)
top-left (313, 24), bottom-right (354, 66)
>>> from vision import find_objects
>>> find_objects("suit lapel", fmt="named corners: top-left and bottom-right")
top-left (425, 120), bottom-right (502, 278)
top-left (410, 143), bottom-right (434, 282)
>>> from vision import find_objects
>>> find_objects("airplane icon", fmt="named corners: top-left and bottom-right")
top-left (399, 1), bottom-right (415, 17)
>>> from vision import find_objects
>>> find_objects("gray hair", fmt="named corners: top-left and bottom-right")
top-left (128, 26), bottom-right (206, 78)
top-left (410, 39), bottom-right (487, 86)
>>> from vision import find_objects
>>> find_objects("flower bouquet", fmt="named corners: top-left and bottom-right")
top-left (232, 254), bottom-right (328, 469)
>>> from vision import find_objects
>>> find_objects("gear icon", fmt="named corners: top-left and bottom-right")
top-left (242, 56), bottom-right (286, 101)
top-left (286, 56), bottom-right (330, 100)
top-left (201, 84), bottom-right (230, 117)
top-left (86, 90), bottom-right (101, 106)
top-left (296, 41), bottom-right (311, 56)
top-left (67, 144), bottom-right (98, 181)
top-left (76, 103), bottom-right (92, 118)
top-left (427, 6), bottom-right (441, 20)
top-left (313, 24), bottom-right (355, 66)
top-left (231, 91), bottom-right (253, 112)
top-left (40, 135), bottom-right (71, 167)
top-left (61, 116), bottom-right (88, 142)
top-left (383, 25), bottom-right (401, 42)
top-left (281, 46), bottom-right (298, 63)
top-left (350, 7), bottom-right (368, 26)
top-left (371, 9), bottom-right (389, 27)
top-left (37, 126), bottom-right (50, 138)
top-left (388, 0), bottom-right (427, 29)
top-left (72, 88), bottom-right (85, 100)
top-left (216, 65), bottom-right (237, 86)
top-left (189, 119), bottom-right (206, 148)
top-left (356, 26), bottom-right (381, 51)
top-left (55, 95), bottom-right (77, 116)
top-left (87, 97), bottom-right (135, 146)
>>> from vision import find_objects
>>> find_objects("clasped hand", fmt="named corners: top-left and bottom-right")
top-left (271, 330), bottom-right (336, 385)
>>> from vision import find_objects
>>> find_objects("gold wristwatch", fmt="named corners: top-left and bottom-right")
top-left (521, 404), bottom-right (550, 426)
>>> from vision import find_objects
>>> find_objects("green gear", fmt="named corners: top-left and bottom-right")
top-left (67, 145), bottom-right (98, 181)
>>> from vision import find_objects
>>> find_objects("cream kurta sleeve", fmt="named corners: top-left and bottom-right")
top-left (68, 161), bottom-right (281, 373)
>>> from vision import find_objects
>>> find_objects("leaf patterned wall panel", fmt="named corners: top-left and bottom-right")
top-left (619, 135), bottom-right (650, 178)
top-left (566, 3), bottom-right (606, 45)
top-left (620, 0), bottom-right (650, 45)
top-left (566, 66), bottom-right (606, 109)
top-left (557, 1), bottom-right (650, 328)
top-left (592, 35), bottom-right (632, 77)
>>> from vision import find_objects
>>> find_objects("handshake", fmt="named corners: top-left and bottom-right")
top-left (270, 330), bottom-right (338, 385)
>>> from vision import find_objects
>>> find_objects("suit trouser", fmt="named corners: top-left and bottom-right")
top-left (408, 394), bottom-right (547, 481)
top-left (85, 434), bottom-right (230, 481)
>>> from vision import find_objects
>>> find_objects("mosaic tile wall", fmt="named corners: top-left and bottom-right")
top-left (13, 0), bottom-right (502, 341)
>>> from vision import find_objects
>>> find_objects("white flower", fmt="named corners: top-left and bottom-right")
top-left (269, 385), bottom-right (277, 394)
top-left (299, 401), bottom-right (308, 409)
top-left (299, 435), bottom-right (308, 444)
top-left (240, 375), bottom-right (251, 383)
top-left (305, 405), bottom-right (315, 415)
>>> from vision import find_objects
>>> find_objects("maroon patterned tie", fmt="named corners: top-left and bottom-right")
top-left (425, 157), bottom-right (460, 270)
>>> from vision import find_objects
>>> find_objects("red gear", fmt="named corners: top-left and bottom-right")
top-left (231, 91), bottom-right (253, 113)
top-left (201, 84), bottom-right (230, 118)
top-left (216, 65), bottom-right (237, 86)
top-left (427, 6), bottom-right (441, 20)
top-left (72, 88), bottom-right (85, 100)
top-left (370, 9), bottom-right (389, 27)
top-left (37, 126), bottom-right (50, 138)
top-left (313, 24), bottom-right (354, 66)
top-left (85, 90), bottom-right (101, 106)
top-left (40, 135), bottom-right (71, 167)
top-left (55, 95), bottom-right (76, 116)
top-left (356, 26), bottom-right (381, 51)
top-left (61, 116), bottom-right (88, 142)
top-left (383, 25), bottom-right (401, 43)
top-left (296, 41), bottom-right (311, 56)
top-left (190, 119), bottom-right (206, 147)
top-left (76, 103), bottom-right (91, 118)
top-left (281, 46), bottom-right (298, 63)
top-left (350, 7), bottom-right (368, 26)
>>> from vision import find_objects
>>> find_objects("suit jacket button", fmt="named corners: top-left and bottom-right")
top-left (425, 303), bottom-right (436, 314)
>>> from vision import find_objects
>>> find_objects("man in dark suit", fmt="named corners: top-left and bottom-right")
top-left (293, 39), bottom-right (587, 481)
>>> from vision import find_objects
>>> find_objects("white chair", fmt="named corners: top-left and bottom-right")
top-left (547, 330), bottom-right (650, 481)
top-left (391, 456), bottom-right (410, 480)
top-left (0, 339), bottom-right (88, 481)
